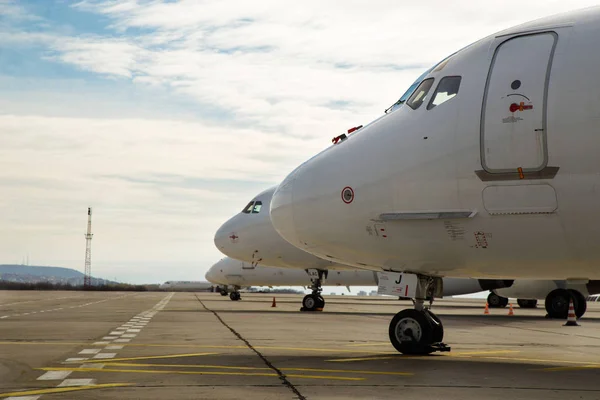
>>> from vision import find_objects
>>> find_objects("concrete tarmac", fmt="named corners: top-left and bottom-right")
top-left (1, 291), bottom-right (600, 399)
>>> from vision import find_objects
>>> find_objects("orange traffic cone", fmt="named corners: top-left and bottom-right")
top-left (484, 303), bottom-right (490, 315)
top-left (508, 303), bottom-right (514, 316)
top-left (564, 298), bottom-right (579, 326)
top-left (271, 297), bottom-right (277, 308)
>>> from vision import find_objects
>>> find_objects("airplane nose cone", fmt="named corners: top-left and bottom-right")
top-left (204, 268), bottom-right (215, 283)
top-left (271, 169), bottom-right (301, 248)
top-left (214, 217), bottom-right (236, 256)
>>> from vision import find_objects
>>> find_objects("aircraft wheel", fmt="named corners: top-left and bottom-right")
top-left (302, 294), bottom-right (321, 311)
top-left (568, 289), bottom-right (587, 318)
top-left (488, 292), bottom-right (508, 308)
top-left (424, 309), bottom-right (444, 343)
top-left (545, 289), bottom-right (573, 319)
top-left (230, 292), bottom-right (241, 301)
top-left (388, 309), bottom-right (434, 355)
top-left (517, 299), bottom-right (538, 308)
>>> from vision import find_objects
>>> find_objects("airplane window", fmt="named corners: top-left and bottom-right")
top-left (252, 201), bottom-right (262, 213)
top-left (406, 78), bottom-right (435, 110)
top-left (242, 201), bottom-right (254, 214)
top-left (427, 76), bottom-right (461, 110)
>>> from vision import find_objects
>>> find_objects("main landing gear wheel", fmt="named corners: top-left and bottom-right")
top-left (220, 290), bottom-right (228, 296)
top-left (301, 294), bottom-right (325, 312)
top-left (229, 292), bottom-right (241, 301)
top-left (487, 292), bottom-right (509, 308)
top-left (568, 289), bottom-right (587, 318)
top-left (517, 299), bottom-right (538, 308)
top-left (545, 288), bottom-right (573, 319)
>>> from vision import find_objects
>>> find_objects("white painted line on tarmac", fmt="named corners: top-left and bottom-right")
top-left (79, 349), bottom-right (101, 355)
top-left (5, 396), bottom-right (41, 400)
top-left (114, 339), bottom-right (131, 343)
top-left (121, 334), bottom-right (137, 338)
top-left (65, 358), bottom-right (88, 362)
top-left (93, 342), bottom-right (110, 345)
top-left (37, 370), bottom-right (72, 380)
top-left (109, 331), bottom-right (124, 336)
top-left (1, 316), bottom-right (8, 319)
top-left (105, 345), bottom-right (124, 350)
top-left (93, 353), bottom-right (116, 359)
top-left (126, 329), bottom-right (141, 333)
top-left (58, 378), bottom-right (96, 387)
top-left (103, 336), bottom-right (119, 340)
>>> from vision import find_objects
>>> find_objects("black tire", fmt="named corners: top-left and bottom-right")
top-left (230, 292), bottom-right (240, 301)
top-left (568, 289), bottom-right (587, 318)
top-left (545, 288), bottom-right (574, 319)
top-left (220, 290), bottom-right (228, 296)
top-left (302, 294), bottom-right (319, 311)
top-left (488, 292), bottom-right (508, 308)
top-left (317, 295), bottom-right (325, 309)
top-left (517, 299), bottom-right (538, 308)
top-left (389, 309), bottom-right (434, 355)
top-left (424, 309), bottom-right (444, 343)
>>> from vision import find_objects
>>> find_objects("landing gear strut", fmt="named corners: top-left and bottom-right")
top-left (388, 275), bottom-right (450, 355)
top-left (301, 270), bottom-right (326, 312)
top-left (229, 286), bottom-right (241, 301)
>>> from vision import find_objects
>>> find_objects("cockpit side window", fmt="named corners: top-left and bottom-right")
top-left (427, 76), bottom-right (461, 110)
top-left (242, 201), bottom-right (254, 214)
top-left (252, 201), bottom-right (262, 214)
top-left (406, 78), bottom-right (435, 110)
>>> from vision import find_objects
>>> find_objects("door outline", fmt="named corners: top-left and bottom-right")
top-left (478, 31), bottom-right (559, 179)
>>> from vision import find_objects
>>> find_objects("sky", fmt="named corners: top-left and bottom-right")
top-left (0, 0), bottom-right (598, 285)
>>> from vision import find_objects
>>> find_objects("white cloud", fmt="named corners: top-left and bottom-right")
top-left (0, 1), bottom-right (599, 282)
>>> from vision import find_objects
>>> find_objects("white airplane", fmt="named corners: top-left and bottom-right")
top-left (159, 281), bottom-right (214, 291)
top-left (269, 8), bottom-right (600, 354)
top-left (205, 257), bottom-right (503, 304)
top-left (216, 187), bottom-right (596, 317)
top-left (215, 186), bottom-right (512, 311)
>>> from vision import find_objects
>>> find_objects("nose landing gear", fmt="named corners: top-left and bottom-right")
top-left (388, 275), bottom-right (450, 355)
top-left (301, 269), bottom-right (327, 312)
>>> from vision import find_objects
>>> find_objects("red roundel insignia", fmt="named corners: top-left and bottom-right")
top-left (341, 187), bottom-right (354, 204)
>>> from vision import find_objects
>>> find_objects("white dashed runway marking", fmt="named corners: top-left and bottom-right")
top-left (79, 349), bottom-right (101, 355)
top-left (25, 293), bottom-right (175, 400)
top-left (37, 371), bottom-right (72, 380)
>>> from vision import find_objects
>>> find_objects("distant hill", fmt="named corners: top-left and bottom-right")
top-left (0, 264), bottom-right (114, 286)
top-left (0, 265), bottom-right (84, 279)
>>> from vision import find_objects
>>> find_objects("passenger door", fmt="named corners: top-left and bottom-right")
top-left (481, 32), bottom-right (557, 174)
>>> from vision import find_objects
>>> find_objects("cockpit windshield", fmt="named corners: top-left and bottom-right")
top-left (384, 51), bottom-right (458, 114)
top-left (242, 201), bottom-right (254, 214)
top-left (242, 200), bottom-right (263, 214)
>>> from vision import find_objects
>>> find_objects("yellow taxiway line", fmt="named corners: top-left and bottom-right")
top-left (67, 352), bottom-right (219, 364)
top-left (93, 362), bottom-right (413, 376)
top-left (0, 383), bottom-right (133, 398)
top-left (39, 367), bottom-right (366, 381)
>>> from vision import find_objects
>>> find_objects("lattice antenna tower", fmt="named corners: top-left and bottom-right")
top-left (84, 207), bottom-right (93, 288)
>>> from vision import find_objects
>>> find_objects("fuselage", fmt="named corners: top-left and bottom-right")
top-left (271, 8), bottom-right (600, 280)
